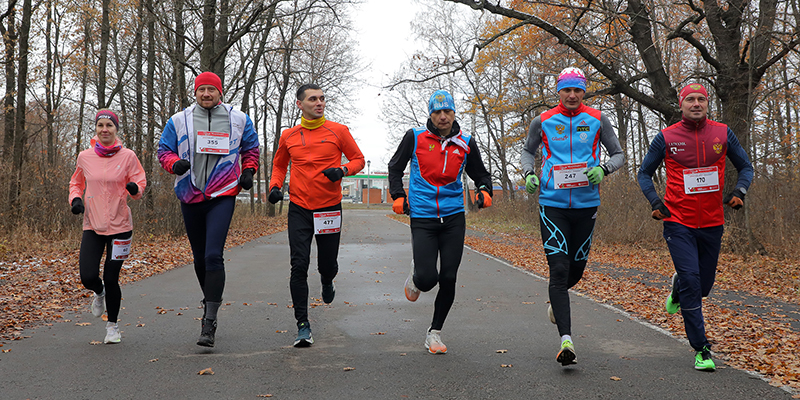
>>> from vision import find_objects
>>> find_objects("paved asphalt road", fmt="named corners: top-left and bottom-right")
top-left (0, 209), bottom-right (793, 399)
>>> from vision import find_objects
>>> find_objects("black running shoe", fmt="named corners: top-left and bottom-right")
top-left (197, 318), bottom-right (217, 347)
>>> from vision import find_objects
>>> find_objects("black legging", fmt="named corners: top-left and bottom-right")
top-left (180, 196), bottom-right (236, 303)
top-left (410, 212), bottom-right (466, 331)
top-left (538, 205), bottom-right (597, 337)
top-left (79, 230), bottom-right (132, 323)
top-left (287, 202), bottom-right (341, 325)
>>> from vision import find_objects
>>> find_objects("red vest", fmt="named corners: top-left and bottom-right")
top-left (662, 117), bottom-right (728, 228)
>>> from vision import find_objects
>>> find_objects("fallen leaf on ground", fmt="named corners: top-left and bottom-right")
top-left (610, 376), bottom-right (622, 381)
top-left (198, 368), bottom-right (214, 375)
top-left (496, 349), bottom-right (508, 353)
top-left (343, 367), bottom-right (355, 371)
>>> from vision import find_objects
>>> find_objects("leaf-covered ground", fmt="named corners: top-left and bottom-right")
top-left (458, 224), bottom-right (800, 395)
top-left (0, 214), bottom-right (287, 342)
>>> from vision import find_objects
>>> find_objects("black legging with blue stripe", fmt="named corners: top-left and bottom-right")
top-left (539, 205), bottom-right (597, 337)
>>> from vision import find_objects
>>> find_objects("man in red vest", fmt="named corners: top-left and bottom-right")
top-left (637, 83), bottom-right (753, 371)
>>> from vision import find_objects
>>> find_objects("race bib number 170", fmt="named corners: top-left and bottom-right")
top-left (683, 167), bottom-right (720, 194)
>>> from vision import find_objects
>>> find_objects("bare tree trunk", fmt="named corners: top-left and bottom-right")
top-left (97, 0), bottom-right (111, 108)
top-left (9, 0), bottom-right (31, 210)
top-left (145, 0), bottom-right (156, 209)
top-left (45, 0), bottom-right (55, 165)
top-left (134, 0), bottom-right (144, 155)
top-left (76, 10), bottom-right (90, 159)
top-left (173, 0), bottom-right (188, 108)
top-left (2, 2), bottom-right (17, 158)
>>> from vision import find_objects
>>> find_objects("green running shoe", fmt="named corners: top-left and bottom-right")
top-left (694, 346), bottom-right (716, 371)
top-left (556, 340), bottom-right (577, 366)
top-left (665, 273), bottom-right (681, 314)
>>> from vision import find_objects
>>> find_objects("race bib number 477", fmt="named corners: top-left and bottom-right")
top-left (314, 211), bottom-right (342, 234)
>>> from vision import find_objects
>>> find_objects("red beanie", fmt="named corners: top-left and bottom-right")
top-left (679, 83), bottom-right (708, 107)
top-left (194, 72), bottom-right (223, 94)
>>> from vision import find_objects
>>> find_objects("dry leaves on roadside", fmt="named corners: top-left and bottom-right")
top-left (198, 367), bottom-right (214, 375)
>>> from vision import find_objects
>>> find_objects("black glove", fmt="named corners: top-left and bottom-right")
top-left (240, 168), bottom-right (254, 190)
top-left (268, 187), bottom-right (283, 204)
top-left (723, 188), bottom-right (746, 210)
top-left (126, 182), bottom-right (139, 196)
top-left (71, 198), bottom-right (84, 215)
top-left (651, 199), bottom-right (671, 220)
top-left (172, 159), bottom-right (191, 175)
top-left (322, 167), bottom-right (344, 182)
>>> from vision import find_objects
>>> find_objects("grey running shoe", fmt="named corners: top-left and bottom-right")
top-left (104, 322), bottom-right (121, 344)
top-left (91, 290), bottom-right (106, 318)
top-left (294, 322), bottom-right (314, 347)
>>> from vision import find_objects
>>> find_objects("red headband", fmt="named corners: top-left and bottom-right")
top-left (679, 83), bottom-right (708, 107)
top-left (95, 109), bottom-right (119, 129)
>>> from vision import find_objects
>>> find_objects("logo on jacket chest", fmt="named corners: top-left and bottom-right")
top-left (668, 141), bottom-right (686, 155)
top-left (429, 144), bottom-right (435, 151)
top-left (712, 137), bottom-right (723, 154)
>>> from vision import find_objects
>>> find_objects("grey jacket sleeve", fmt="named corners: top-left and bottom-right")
top-left (520, 116), bottom-right (543, 175)
top-left (599, 113), bottom-right (625, 175)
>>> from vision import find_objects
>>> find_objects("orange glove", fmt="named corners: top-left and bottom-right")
top-left (475, 189), bottom-right (492, 209)
top-left (393, 197), bottom-right (409, 215)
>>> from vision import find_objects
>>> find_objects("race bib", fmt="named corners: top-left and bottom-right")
top-left (314, 211), bottom-right (342, 235)
top-left (553, 162), bottom-right (589, 189)
top-left (683, 167), bottom-right (720, 194)
top-left (197, 131), bottom-right (230, 154)
top-left (111, 237), bottom-right (132, 260)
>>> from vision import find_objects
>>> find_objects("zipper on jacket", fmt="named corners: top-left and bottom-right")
top-left (301, 131), bottom-right (306, 146)
top-left (442, 150), bottom-right (448, 174)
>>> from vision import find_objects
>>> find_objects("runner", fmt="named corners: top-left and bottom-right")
top-left (520, 67), bottom-right (624, 366)
top-left (388, 89), bottom-right (493, 354)
top-left (157, 71), bottom-right (260, 347)
top-left (268, 83), bottom-right (365, 347)
top-left (638, 83), bottom-right (753, 371)
top-left (69, 109), bottom-right (147, 344)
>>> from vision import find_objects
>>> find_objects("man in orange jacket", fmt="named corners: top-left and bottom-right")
top-left (269, 83), bottom-right (365, 347)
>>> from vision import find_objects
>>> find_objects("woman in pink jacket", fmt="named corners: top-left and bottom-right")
top-left (69, 109), bottom-right (147, 344)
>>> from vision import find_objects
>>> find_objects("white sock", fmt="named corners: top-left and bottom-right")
top-left (561, 335), bottom-right (572, 343)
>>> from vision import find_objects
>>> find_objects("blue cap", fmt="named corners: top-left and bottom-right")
top-left (428, 90), bottom-right (455, 114)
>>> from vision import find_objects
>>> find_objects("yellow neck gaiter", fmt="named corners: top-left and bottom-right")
top-left (301, 116), bottom-right (325, 130)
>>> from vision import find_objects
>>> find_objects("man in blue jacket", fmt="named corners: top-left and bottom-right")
top-left (520, 67), bottom-right (624, 366)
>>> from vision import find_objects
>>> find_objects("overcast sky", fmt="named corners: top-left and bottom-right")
top-left (347, 0), bottom-right (422, 173)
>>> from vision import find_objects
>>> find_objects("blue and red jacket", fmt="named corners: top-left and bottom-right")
top-left (638, 116), bottom-right (753, 228)
top-left (539, 103), bottom-right (605, 208)
top-left (388, 119), bottom-right (492, 218)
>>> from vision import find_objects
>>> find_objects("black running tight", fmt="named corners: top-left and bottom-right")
top-left (79, 230), bottom-right (132, 323)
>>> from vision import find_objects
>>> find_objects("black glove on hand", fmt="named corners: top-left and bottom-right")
top-left (723, 188), bottom-right (746, 210)
top-left (268, 187), bottom-right (283, 204)
top-left (322, 167), bottom-right (345, 182)
top-left (71, 198), bottom-right (84, 215)
top-left (651, 199), bottom-right (671, 220)
top-left (240, 168), bottom-right (254, 190)
top-left (172, 159), bottom-right (191, 175)
top-left (126, 182), bottom-right (139, 196)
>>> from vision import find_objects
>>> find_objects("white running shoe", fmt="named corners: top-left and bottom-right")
top-left (91, 290), bottom-right (106, 318)
top-left (548, 305), bottom-right (556, 324)
top-left (404, 266), bottom-right (420, 302)
top-left (104, 322), bottom-right (121, 344)
top-left (425, 328), bottom-right (447, 354)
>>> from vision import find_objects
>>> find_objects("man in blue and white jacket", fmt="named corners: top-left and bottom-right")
top-left (520, 67), bottom-right (624, 366)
